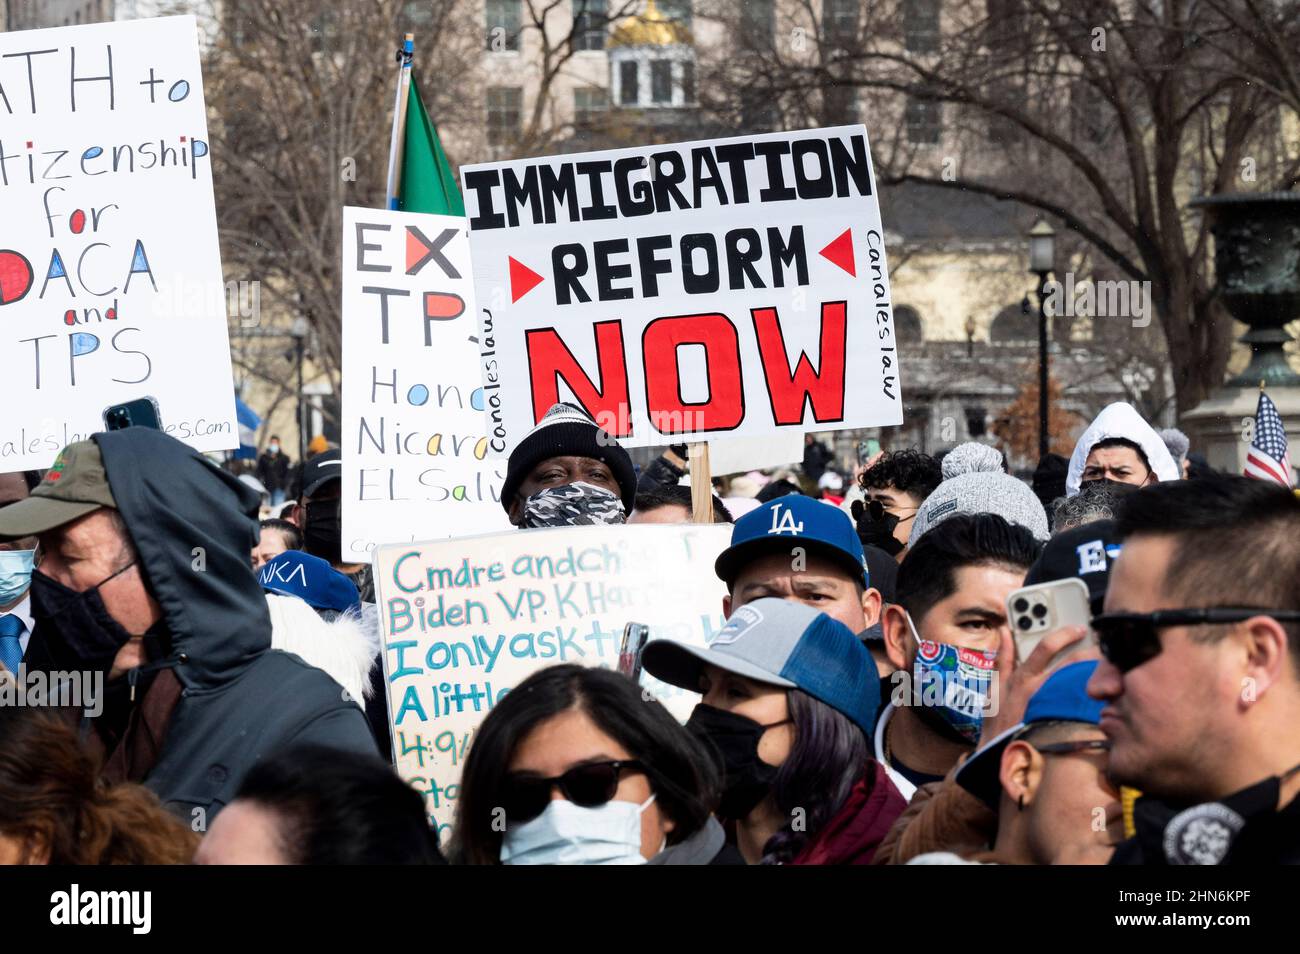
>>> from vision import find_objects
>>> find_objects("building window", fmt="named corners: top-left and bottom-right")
top-left (824, 84), bottom-right (857, 124)
top-left (893, 305), bottom-right (923, 343)
top-left (619, 60), bottom-right (639, 105)
top-left (990, 301), bottom-right (1037, 343)
top-left (681, 60), bottom-right (696, 104)
top-left (486, 0), bottom-right (521, 52)
top-left (904, 0), bottom-right (940, 53)
top-left (574, 0), bottom-right (607, 52)
top-left (824, 0), bottom-right (858, 45)
top-left (402, 0), bottom-right (435, 27)
top-left (659, 0), bottom-right (692, 29)
top-left (905, 97), bottom-right (941, 144)
top-left (574, 87), bottom-right (607, 127)
top-left (741, 0), bottom-right (774, 47)
top-left (651, 60), bottom-right (673, 104)
top-left (487, 87), bottom-right (522, 145)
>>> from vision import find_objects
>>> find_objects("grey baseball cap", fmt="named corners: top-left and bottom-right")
top-left (641, 597), bottom-right (879, 737)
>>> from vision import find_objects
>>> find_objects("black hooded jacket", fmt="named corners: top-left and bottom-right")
top-left (89, 428), bottom-right (376, 817)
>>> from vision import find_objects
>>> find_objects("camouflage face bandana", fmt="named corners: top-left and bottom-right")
top-left (522, 482), bottom-right (627, 528)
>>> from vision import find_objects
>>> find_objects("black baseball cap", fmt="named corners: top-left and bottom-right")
top-left (1023, 519), bottom-right (1122, 615)
top-left (301, 448), bottom-right (342, 498)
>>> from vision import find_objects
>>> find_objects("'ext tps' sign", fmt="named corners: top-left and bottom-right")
top-left (461, 125), bottom-right (903, 454)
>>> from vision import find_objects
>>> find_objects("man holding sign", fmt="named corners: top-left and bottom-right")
top-left (462, 125), bottom-right (901, 454)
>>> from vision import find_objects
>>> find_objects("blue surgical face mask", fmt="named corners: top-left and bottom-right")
top-left (0, 549), bottom-right (36, 606)
top-left (906, 612), bottom-right (997, 745)
top-left (500, 795), bottom-right (657, 865)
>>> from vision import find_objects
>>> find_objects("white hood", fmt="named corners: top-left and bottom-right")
top-left (265, 593), bottom-right (377, 705)
top-left (1066, 402), bottom-right (1181, 496)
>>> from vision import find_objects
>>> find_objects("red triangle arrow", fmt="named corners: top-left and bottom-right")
top-left (508, 256), bottom-right (544, 303)
top-left (819, 228), bottom-right (856, 277)
top-left (406, 228), bottom-right (430, 274)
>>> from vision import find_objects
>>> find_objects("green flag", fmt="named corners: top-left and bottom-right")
top-left (399, 75), bottom-right (465, 216)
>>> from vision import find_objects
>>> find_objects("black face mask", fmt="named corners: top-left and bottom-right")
top-left (303, 498), bottom-right (342, 564)
top-left (28, 565), bottom-right (138, 677)
top-left (686, 703), bottom-right (791, 821)
top-left (851, 499), bottom-right (905, 556)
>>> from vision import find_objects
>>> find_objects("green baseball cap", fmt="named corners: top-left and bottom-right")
top-left (0, 440), bottom-right (118, 540)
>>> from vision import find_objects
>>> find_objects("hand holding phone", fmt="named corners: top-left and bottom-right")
top-left (1006, 578), bottom-right (1095, 667)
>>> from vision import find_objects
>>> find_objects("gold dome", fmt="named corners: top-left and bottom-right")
top-left (609, 0), bottom-right (692, 47)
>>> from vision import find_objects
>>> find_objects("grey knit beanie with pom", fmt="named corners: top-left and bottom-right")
top-left (908, 442), bottom-right (1050, 546)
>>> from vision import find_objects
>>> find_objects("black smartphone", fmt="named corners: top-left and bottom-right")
top-left (103, 397), bottom-right (163, 431)
top-left (618, 622), bottom-right (650, 681)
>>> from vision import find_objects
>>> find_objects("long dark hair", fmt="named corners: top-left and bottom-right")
top-left (761, 689), bottom-right (870, 865)
top-left (452, 664), bottom-right (720, 865)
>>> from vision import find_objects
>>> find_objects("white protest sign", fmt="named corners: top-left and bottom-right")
top-left (461, 125), bottom-right (902, 456)
top-left (705, 431), bottom-right (806, 476)
top-left (0, 16), bottom-right (236, 469)
top-left (341, 207), bottom-right (510, 562)
top-left (372, 523), bottom-right (729, 837)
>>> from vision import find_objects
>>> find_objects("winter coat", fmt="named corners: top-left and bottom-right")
top-left (872, 762), bottom-right (997, 865)
top-left (256, 450), bottom-right (291, 492)
top-left (648, 817), bottom-right (746, 865)
top-left (79, 428), bottom-right (376, 819)
top-left (790, 760), bottom-right (907, 865)
top-left (265, 594), bottom-right (375, 706)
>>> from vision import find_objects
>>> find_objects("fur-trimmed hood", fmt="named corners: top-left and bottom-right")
top-left (265, 594), bottom-right (377, 706)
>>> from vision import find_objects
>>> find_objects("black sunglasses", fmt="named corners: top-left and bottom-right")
top-left (867, 499), bottom-right (918, 521)
top-left (1033, 739), bottom-right (1112, 757)
top-left (502, 760), bottom-right (646, 822)
top-left (1092, 607), bottom-right (1300, 673)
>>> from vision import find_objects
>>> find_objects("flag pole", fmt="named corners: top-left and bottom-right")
top-left (385, 33), bottom-right (415, 210)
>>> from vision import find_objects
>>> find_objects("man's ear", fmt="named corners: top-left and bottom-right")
top-left (881, 604), bottom-right (912, 672)
top-left (999, 740), bottom-right (1044, 809)
top-left (507, 496), bottom-right (524, 527)
top-left (862, 587), bottom-right (883, 629)
top-left (722, 593), bottom-right (732, 619)
top-left (1240, 615), bottom-right (1292, 708)
top-left (288, 503), bottom-right (304, 528)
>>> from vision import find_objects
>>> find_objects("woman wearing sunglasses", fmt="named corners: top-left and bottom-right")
top-left (451, 664), bottom-right (739, 865)
top-left (642, 598), bottom-right (906, 865)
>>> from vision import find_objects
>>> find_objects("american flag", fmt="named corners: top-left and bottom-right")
top-left (1244, 390), bottom-right (1294, 487)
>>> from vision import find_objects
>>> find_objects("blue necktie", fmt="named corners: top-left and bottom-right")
top-left (0, 614), bottom-right (24, 674)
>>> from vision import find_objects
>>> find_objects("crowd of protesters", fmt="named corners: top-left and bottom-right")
top-left (0, 397), bottom-right (1297, 867)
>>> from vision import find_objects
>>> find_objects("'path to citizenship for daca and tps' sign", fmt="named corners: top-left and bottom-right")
top-left (461, 125), bottom-right (903, 455)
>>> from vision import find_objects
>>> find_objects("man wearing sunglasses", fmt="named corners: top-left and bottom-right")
top-left (851, 449), bottom-right (942, 561)
top-left (1087, 476), bottom-right (1300, 864)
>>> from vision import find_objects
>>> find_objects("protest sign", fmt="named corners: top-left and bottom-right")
top-left (705, 431), bottom-right (806, 476)
top-left (0, 16), bottom-right (237, 469)
top-left (461, 125), bottom-right (902, 455)
top-left (341, 207), bottom-right (510, 562)
top-left (372, 523), bottom-right (730, 835)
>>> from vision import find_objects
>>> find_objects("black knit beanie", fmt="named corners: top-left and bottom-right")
top-left (501, 403), bottom-right (637, 513)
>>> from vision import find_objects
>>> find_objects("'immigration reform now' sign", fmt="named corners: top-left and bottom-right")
top-left (461, 125), bottom-right (903, 455)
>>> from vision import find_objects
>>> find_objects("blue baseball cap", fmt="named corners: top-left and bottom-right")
top-left (955, 660), bottom-right (1105, 808)
top-left (258, 549), bottom-right (361, 615)
top-left (641, 597), bottom-right (879, 738)
top-left (714, 494), bottom-right (868, 588)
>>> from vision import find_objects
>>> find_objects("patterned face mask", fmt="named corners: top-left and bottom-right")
top-left (521, 482), bottom-right (626, 528)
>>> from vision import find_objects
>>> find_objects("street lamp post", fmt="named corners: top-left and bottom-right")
top-left (1027, 219), bottom-right (1056, 458)
top-left (290, 316), bottom-right (309, 466)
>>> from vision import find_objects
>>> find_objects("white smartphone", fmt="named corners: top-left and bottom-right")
top-left (1006, 578), bottom-right (1094, 667)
